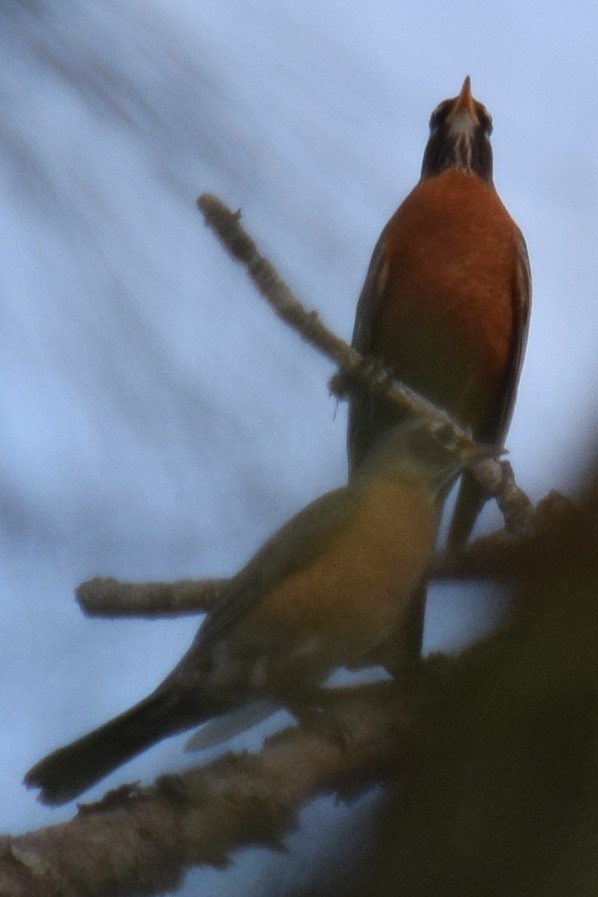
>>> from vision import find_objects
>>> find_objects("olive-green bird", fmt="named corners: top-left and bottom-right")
top-left (25, 419), bottom-right (490, 805)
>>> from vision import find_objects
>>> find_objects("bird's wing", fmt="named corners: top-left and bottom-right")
top-left (490, 228), bottom-right (532, 441)
top-left (196, 485), bottom-right (361, 647)
top-left (447, 230), bottom-right (531, 547)
top-left (348, 236), bottom-right (406, 475)
top-left (351, 237), bottom-right (387, 355)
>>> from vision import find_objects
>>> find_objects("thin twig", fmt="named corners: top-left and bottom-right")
top-left (466, 458), bottom-right (535, 540)
top-left (494, 460), bottom-right (535, 537)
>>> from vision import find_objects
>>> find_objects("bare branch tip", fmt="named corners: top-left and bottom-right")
top-left (196, 192), bottom-right (218, 213)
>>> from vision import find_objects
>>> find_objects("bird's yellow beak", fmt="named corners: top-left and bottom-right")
top-left (451, 75), bottom-right (478, 122)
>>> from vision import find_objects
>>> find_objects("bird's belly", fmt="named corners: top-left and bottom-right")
top-left (229, 484), bottom-right (437, 690)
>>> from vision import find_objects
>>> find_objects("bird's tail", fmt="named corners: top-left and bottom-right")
top-left (24, 686), bottom-right (218, 806)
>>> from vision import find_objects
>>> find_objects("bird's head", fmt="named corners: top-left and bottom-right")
top-left (360, 417), bottom-right (502, 497)
top-left (421, 76), bottom-right (494, 183)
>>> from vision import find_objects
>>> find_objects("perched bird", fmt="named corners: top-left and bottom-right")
top-left (25, 419), bottom-right (490, 805)
top-left (348, 76), bottom-right (531, 556)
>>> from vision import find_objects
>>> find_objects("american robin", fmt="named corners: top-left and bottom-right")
top-left (25, 419), bottom-right (491, 805)
top-left (348, 77), bottom-right (531, 556)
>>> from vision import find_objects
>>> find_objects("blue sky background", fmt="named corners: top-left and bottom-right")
top-left (2, 0), bottom-right (597, 892)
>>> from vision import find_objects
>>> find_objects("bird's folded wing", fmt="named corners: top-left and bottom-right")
top-left (196, 485), bottom-right (362, 646)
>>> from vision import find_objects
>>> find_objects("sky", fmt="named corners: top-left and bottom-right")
top-left (2, 0), bottom-right (597, 892)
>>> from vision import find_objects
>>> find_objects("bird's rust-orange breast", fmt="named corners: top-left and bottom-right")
top-left (373, 169), bottom-right (519, 433)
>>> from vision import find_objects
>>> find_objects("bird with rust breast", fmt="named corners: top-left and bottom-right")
top-left (348, 77), bottom-right (531, 650)
top-left (25, 419), bottom-right (493, 806)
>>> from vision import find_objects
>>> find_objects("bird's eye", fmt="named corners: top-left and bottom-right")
top-left (476, 103), bottom-right (493, 135)
top-left (429, 111), bottom-right (441, 132)
top-left (429, 100), bottom-right (450, 133)
top-left (430, 422), bottom-right (458, 452)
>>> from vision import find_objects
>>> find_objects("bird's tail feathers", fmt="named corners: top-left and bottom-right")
top-left (24, 685), bottom-right (218, 806)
